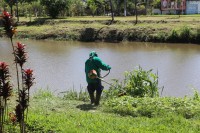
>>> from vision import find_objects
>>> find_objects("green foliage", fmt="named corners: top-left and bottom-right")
top-left (167, 29), bottom-right (179, 42)
top-left (80, 28), bottom-right (96, 42)
top-left (104, 29), bottom-right (123, 42)
top-left (62, 89), bottom-right (89, 102)
top-left (126, 30), bottom-right (138, 41)
top-left (68, 0), bottom-right (86, 16)
top-left (193, 89), bottom-right (200, 101)
top-left (32, 89), bottom-right (55, 99)
top-left (179, 26), bottom-right (192, 43)
top-left (104, 66), bottom-right (159, 99)
top-left (151, 0), bottom-right (161, 9)
top-left (104, 95), bottom-right (200, 119)
top-left (193, 28), bottom-right (200, 43)
top-left (0, 1), bottom-right (7, 9)
top-left (102, 79), bottom-right (123, 99)
top-left (18, 0), bottom-right (37, 3)
top-left (157, 32), bottom-right (167, 42)
top-left (87, 0), bottom-right (98, 16)
top-left (4, 89), bottom-right (200, 132)
top-left (86, 0), bottom-right (105, 16)
top-left (4, 0), bottom-right (17, 7)
top-left (41, 0), bottom-right (69, 18)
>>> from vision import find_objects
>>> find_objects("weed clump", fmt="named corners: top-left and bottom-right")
top-left (104, 66), bottom-right (160, 99)
top-left (103, 66), bottom-right (200, 119)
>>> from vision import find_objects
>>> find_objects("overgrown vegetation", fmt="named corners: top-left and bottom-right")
top-left (102, 67), bottom-right (200, 119)
top-left (103, 66), bottom-right (160, 99)
top-left (104, 95), bottom-right (200, 119)
top-left (3, 88), bottom-right (200, 132)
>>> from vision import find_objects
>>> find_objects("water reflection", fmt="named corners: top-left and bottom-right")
top-left (1, 38), bottom-right (200, 97)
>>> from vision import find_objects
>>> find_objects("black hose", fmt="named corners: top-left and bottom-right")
top-left (100, 69), bottom-right (110, 78)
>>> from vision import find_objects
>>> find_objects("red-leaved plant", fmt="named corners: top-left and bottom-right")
top-left (14, 43), bottom-right (34, 132)
top-left (1, 11), bottom-right (35, 133)
top-left (0, 62), bottom-right (13, 132)
top-left (2, 11), bottom-right (16, 38)
top-left (14, 42), bottom-right (27, 68)
top-left (2, 11), bottom-right (19, 92)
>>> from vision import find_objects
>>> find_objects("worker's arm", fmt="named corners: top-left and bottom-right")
top-left (94, 57), bottom-right (111, 71)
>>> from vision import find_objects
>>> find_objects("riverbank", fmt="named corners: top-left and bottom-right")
top-left (1, 15), bottom-right (200, 44)
top-left (5, 89), bottom-right (200, 132)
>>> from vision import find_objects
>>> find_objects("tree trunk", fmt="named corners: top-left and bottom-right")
top-left (10, 5), bottom-right (13, 16)
top-left (109, 0), bottom-right (114, 23)
top-left (145, 0), bottom-right (147, 15)
top-left (117, 0), bottom-right (120, 16)
top-left (135, 0), bottom-right (138, 25)
top-left (16, 0), bottom-right (19, 22)
top-left (124, 0), bottom-right (127, 16)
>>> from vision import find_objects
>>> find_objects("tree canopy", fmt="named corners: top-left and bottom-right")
top-left (1, 0), bottom-right (160, 19)
top-left (40, 0), bottom-right (69, 18)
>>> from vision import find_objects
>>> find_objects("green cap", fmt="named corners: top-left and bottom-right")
top-left (89, 51), bottom-right (98, 58)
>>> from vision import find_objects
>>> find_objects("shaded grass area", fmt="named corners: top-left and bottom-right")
top-left (5, 89), bottom-right (200, 133)
top-left (1, 15), bottom-right (200, 44)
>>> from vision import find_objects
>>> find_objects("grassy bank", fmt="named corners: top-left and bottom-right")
top-left (3, 65), bottom-right (200, 133)
top-left (1, 15), bottom-right (200, 44)
top-left (5, 89), bottom-right (200, 133)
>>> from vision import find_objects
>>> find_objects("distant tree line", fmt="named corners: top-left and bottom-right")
top-left (0, 0), bottom-right (161, 19)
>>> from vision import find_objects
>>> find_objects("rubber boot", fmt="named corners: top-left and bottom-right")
top-left (95, 91), bottom-right (102, 106)
top-left (89, 92), bottom-right (95, 105)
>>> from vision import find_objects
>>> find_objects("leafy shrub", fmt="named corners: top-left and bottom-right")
top-left (167, 29), bottom-right (179, 42)
top-left (79, 28), bottom-right (96, 42)
top-left (157, 32), bottom-right (167, 42)
top-left (179, 26), bottom-right (192, 43)
top-left (104, 29), bottom-right (123, 42)
top-left (126, 31), bottom-right (137, 41)
top-left (104, 66), bottom-right (160, 99)
top-left (193, 28), bottom-right (200, 44)
top-left (193, 89), bottom-right (200, 101)
top-left (41, 0), bottom-right (69, 18)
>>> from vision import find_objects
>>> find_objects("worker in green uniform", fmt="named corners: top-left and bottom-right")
top-left (85, 51), bottom-right (111, 106)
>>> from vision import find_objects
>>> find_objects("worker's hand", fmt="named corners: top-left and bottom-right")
top-left (107, 65), bottom-right (111, 70)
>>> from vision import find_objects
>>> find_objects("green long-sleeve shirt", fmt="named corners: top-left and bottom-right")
top-left (85, 56), bottom-right (111, 83)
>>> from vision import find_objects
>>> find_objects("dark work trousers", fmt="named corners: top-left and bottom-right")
top-left (87, 79), bottom-right (104, 105)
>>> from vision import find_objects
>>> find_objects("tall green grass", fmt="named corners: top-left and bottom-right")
top-left (62, 88), bottom-right (89, 102)
top-left (104, 66), bottom-right (160, 99)
top-left (4, 87), bottom-right (200, 132)
top-left (179, 26), bottom-right (192, 43)
top-left (104, 95), bottom-right (200, 119)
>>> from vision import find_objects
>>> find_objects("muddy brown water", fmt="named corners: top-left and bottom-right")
top-left (1, 38), bottom-right (200, 97)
